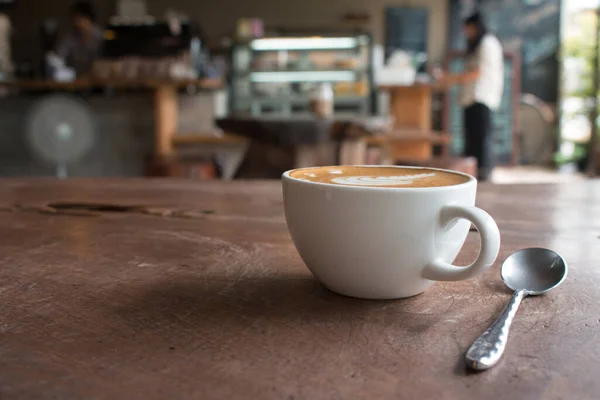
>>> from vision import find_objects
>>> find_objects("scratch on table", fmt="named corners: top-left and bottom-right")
top-left (151, 230), bottom-right (245, 253)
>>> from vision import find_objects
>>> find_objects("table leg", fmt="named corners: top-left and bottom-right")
top-left (215, 142), bottom-right (250, 180)
top-left (295, 145), bottom-right (317, 168)
top-left (176, 142), bottom-right (249, 181)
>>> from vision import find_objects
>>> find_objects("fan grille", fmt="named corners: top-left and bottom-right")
top-left (26, 94), bottom-right (96, 165)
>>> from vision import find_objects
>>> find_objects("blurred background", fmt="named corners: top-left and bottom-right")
top-left (0, 0), bottom-right (598, 182)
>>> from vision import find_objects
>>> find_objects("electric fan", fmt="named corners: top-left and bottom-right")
top-left (25, 94), bottom-right (96, 178)
top-left (519, 94), bottom-right (556, 165)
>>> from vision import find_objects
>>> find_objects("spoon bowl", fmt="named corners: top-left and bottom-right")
top-left (501, 248), bottom-right (568, 295)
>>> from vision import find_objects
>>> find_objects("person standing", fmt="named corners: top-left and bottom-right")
top-left (438, 12), bottom-right (504, 181)
top-left (57, 1), bottom-right (103, 77)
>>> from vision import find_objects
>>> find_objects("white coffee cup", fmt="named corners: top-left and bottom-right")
top-left (282, 166), bottom-right (500, 299)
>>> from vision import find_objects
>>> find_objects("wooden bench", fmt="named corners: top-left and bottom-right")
top-left (392, 156), bottom-right (478, 177)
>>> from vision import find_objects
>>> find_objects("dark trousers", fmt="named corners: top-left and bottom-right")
top-left (464, 102), bottom-right (494, 181)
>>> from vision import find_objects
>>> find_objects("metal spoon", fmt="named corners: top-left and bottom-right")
top-left (465, 248), bottom-right (568, 371)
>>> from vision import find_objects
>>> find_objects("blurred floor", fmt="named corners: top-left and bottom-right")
top-left (491, 165), bottom-right (586, 184)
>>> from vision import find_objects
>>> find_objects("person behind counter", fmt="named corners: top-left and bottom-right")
top-left (56, 1), bottom-right (103, 77)
top-left (436, 12), bottom-right (504, 181)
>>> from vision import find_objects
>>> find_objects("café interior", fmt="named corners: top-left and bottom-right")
top-left (0, 0), bottom-right (597, 181)
top-left (1, 1), bottom-right (600, 399)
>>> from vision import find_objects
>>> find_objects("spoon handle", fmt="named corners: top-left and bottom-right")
top-left (465, 289), bottom-right (526, 370)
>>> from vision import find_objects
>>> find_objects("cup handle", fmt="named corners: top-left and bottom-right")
top-left (422, 205), bottom-right (500, 281)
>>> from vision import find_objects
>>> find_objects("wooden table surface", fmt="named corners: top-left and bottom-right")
top-left (0, 179), bottom-right (599, 400)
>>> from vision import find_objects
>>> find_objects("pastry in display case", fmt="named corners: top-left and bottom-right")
top-left (230, 33), bottom-right (375, 116)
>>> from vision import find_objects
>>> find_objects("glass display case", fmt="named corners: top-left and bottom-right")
top-left (230, 33), bottom-right (374, 116)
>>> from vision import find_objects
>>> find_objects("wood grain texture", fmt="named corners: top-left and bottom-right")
top-left (385, 85), bottom-right (433, 161)
top-left (387, 85), bottom-right (432, 131)
top-left (154, 85), bottom-right (178, 157)
top-left (0, 179), bottom-right (599, 400)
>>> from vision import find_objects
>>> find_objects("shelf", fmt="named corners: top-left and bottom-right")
top-left (231, 32), bottom-right (374, 116)
top-left (249, 70), bottom-right (358, 83)
top-left (249, 37), bottom-right (362, 51)
top-left (235, 94), bottom-right (368, 106)
top-left (3, 78), bottom-right (224, 92)
top-left (242, 68), bottom-right (366, 74)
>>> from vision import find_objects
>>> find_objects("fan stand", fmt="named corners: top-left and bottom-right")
top-left (55, 122), bottom-right (73, 179)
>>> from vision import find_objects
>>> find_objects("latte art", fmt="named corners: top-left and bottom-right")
top-left (289, 166), bottom-right (470, 188)
top-left (332, 173), bottom-right (436, 187)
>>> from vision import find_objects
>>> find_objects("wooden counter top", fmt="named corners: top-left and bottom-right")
top-left (0, 77), bottom-right (225, 161)
top-left (0, 179), bottom-right (599, 399)
top-left (1, 78), bottom-right (224, 92)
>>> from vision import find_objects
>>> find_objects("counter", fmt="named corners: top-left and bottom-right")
top-left (0, 78), bottom-right (229, 177)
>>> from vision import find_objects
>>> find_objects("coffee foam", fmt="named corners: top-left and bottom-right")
top-left (290, 166), bottom-right (470, 188)
top-left (332, 173), bottom-right (436, 186)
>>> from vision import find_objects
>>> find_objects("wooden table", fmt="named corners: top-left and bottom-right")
top-left (215, 116), bottom-right (393, 177)
top-left (0, 179), bottom-right (599, 399)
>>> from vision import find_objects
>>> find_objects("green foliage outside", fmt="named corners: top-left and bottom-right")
top-left (563, 14), bottom-right (599, 101)
top-left (558, 9), bottom-right (599, 165)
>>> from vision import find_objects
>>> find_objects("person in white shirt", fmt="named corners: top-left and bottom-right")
top-left (438, 12), bottom-right (504, 181)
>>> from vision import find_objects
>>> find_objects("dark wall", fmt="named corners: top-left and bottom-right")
top-left (449, 0), bottom-right (561, 104)
top-left (5, 0), bottom-right (450, 66)
top-left (7, 0), bottom-right (114, 69)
